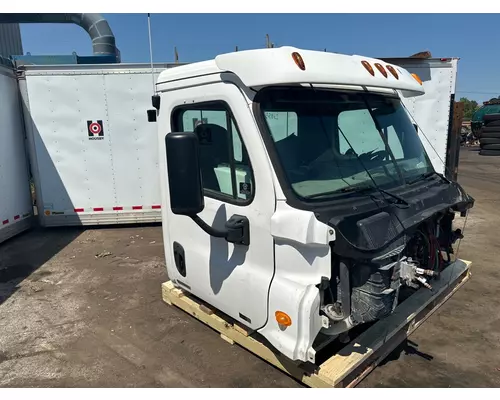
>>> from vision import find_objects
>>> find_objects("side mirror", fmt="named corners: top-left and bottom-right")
top-left (413, 123), bottom-right (418, 132)
top-left (165, 132), bottom-right (204, 216)
top-left (164, 131), bottom-right (250, 246)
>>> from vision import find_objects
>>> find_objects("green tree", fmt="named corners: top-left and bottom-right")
top-left (460, 97), bottom-right (479, 120)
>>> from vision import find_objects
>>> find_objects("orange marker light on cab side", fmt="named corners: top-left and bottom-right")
top-left (361, 60), bottom-right (375, 76)
top-left (292, 52), bottom-right (305, 70)
top-left (386, 65), bottom-right (399, 80)
top-left (374, 63), bottom-right (387, 78)
top-left (411, 73), bottom-right (423, 85)
top-left (275, 311), bottom-right (292, 327)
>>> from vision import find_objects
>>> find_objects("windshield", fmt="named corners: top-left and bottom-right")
top-left (258, 87), bottom-right (434, 200)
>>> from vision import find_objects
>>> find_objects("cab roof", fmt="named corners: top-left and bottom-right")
top-left (156, 46), bottom-right (425, 96)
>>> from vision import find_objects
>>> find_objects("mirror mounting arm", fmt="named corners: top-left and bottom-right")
top-left (191, 215), bottom-right (228, 239)
top-left (190, 214), bottom-right (250, 246)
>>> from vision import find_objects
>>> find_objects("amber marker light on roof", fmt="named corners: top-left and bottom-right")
top-left (374, 63), bottom-right (388, 78)
top-left (291, 52), bottom-right (305, 70)
top-left (411, 73), bottom-right (423, 85)
top-left (386, 65), bottom-right (399, 79)
top-left (361, 60), bottom-right (375, 76)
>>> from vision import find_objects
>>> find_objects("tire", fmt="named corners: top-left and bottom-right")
top-left (481, 144), bottom-right (500, 150)
top-left (480, 131), bottom-right (500, 139)
top-left (484, 119), bottom-right (500, 127)
top-left (480, 138), bottom-right (500, 145)
top-left (483, 114), bottom-right (500, 123)
top-left (479, 149), bottom-right (500, 156)
top-left (481, 126), bottom-right (500, 133)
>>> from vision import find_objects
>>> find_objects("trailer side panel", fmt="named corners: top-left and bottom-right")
top-left (21, 65), bottom-right (169, 226)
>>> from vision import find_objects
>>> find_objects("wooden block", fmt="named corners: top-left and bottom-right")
top-left (199, 304), bottom-right (214, 315)
top-left (172, 288), bottom-right (184, 298)
top-left (220, 333), bottom-right (235, 345)
top-left (232, 323), bottom-right (250, 337)
top-left (163, 298), bottom-right (172, 306)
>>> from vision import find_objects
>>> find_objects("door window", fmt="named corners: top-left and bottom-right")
top-left (173, 102), bottom-right (254, 203)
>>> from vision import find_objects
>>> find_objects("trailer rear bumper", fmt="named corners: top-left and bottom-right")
top-left (0, 216), bottom-right (32, 244)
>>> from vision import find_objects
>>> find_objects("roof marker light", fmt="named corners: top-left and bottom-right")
top-left (292, 52), bottom-right (305, 70)
top-left (411, 73), bottom-right (423, 85)
top-left (386, 65), bottom-right (399, 80)
top-left (374, 63), bottom-right (387, 78)
top-left (361, 60), bottom-right (375, 76)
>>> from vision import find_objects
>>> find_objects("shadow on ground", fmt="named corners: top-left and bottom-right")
top-left (0, 226), bottom-right (83, 305)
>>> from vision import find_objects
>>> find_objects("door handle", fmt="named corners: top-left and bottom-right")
top-left (173, 242), bottom-right (187, 277)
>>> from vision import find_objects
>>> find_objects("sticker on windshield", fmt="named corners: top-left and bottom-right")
top-left (239, 182), bottom-right (252, 196)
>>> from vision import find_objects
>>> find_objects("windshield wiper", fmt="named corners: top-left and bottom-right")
top-left (305, 183), bottom-right (409, 207)
top-left (406, 171), bottom-right (450, 185)
top-left (301, 183), bottom-right (372, 199)
top-left (342, 184), bottom-right (409, 207)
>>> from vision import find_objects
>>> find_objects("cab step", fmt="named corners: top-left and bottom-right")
top-left (161, 259), bottom-right (471, 388)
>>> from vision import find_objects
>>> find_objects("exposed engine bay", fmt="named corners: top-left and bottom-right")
top-left (318, 206), bottom-right (470, 338)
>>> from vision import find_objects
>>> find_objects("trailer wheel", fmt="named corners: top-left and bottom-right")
top-left (480, 138), bottom-right (500, 145)
top-left (480, 126), bottom-right (500, 133)
top-left (481, 144), bottom-right (500, 151)
top-left (479, 149), bottom-right (500, 156)
top-left (480, 131), bottom-right (500, 139)
top-left (483, 113), bottom-right (500, 123)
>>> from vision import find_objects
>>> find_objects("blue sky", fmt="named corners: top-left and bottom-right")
top-left (19, 13), bottom-right (500, 104)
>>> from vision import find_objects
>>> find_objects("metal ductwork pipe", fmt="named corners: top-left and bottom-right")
top-left (0, 13), bottom-right (118, 59)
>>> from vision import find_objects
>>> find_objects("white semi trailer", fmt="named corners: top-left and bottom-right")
top-left (0, 63), bottom-right (32, 244)
top-left (17, 63), bottom-right (179, 227)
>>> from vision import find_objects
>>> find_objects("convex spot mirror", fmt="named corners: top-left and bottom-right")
top-left (147, 109), bottom-right (157, 122)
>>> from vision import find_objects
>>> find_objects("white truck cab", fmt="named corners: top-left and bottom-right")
top-left (153, 47), bottom-right (474, 363)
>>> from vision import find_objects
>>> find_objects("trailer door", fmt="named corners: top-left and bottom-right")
top-left (383, 58), bottom-right (458, 178)
top-left (0, 65), bottom-right (32, 244)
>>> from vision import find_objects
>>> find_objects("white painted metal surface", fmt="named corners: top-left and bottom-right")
top-left (262, 200), bottom-right (334, 362)
top-left (0, 65), bottom-right (32, 244)
top-left (388, 58), bottom-right (458, 175)
top-left (158, 47), bottom-right (425, 96)
top-left (20, 63), bottom-right (178, 226)
top-left (159, 81), bottom-right (276, 331)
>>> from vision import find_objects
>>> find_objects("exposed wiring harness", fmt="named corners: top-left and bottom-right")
top-left (406, 222), bottom-right (443, 273)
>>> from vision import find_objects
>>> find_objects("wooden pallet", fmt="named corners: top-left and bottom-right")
top-left (162, 259), bottom-right (471, 388)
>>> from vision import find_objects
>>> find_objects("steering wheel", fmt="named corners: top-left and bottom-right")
top-left (364, 150), bottom-right (388, 162)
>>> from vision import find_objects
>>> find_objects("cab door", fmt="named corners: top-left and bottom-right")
top-left (160, 82), bottom-right (276, 330)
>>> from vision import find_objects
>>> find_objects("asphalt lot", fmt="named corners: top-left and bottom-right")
top-left (1, 147), bottom-right (499, 387)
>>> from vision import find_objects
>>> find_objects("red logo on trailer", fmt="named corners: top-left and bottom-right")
top-left (87, 120), bottom-right (104, 140)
